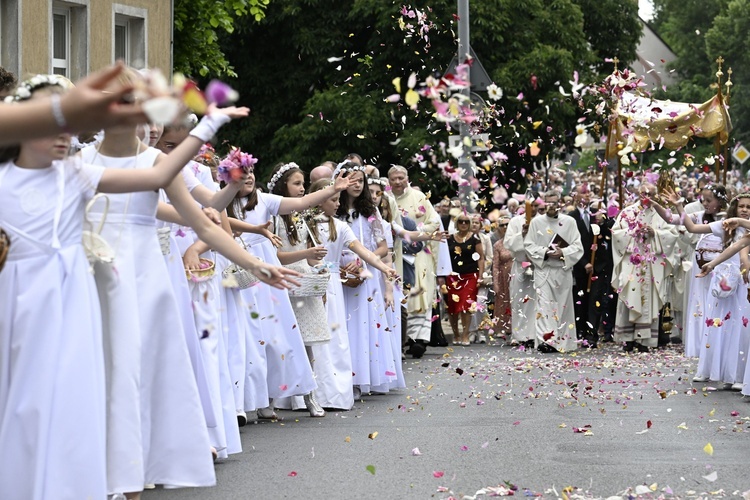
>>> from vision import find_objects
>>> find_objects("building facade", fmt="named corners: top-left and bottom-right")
top-left (1, 0), bottom-right (172, 81)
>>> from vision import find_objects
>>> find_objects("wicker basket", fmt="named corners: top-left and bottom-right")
top-left (185, 258), bottom-right (216, 283)
top-left (0, 228), bottom-right (9, 273)
top-left (289, 271), bottom-right (330, 297)
top-left (222, 263), bottom-right (259, 289)
top-left (221, 237), bottom-right (260, 289)
top-left (340, 268), bottom-right (365, 288)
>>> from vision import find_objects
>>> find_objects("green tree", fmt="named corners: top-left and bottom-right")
top-left (648, 0), bottom-right (746, 168)
top-left (173, 0), bottom-right (271, 77)
top-left (705, 0), bottom-right (750, 145)
top-left (218, 0), bottom-right (641, 202)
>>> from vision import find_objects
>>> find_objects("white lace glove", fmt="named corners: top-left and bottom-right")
top-left (189, 113), bottom-right (231, 142)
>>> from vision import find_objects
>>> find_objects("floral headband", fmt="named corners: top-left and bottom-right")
top-left (3, 74), bottom-right (73, 103)
top-left (706, 184), bottom-right (728, 201)
top-left (194, 143), bottom-right (219, 168)
top-left (267, 162), bottom-right (300, 192)
top-left (367, 178), bottom-right (387, 187)
top-left (332, 160), bottom-right (366, 178)
top-left (216, 146), bottom-right (258, 184)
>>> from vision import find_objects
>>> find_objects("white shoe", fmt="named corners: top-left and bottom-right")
top-left (469, 332), bottom-right (477, 344)
top-left (478, 334), bottom-right (487, 344)
top-left (692, 375), bottom-right (709, 382)
top-left (731, 383), bottom-right (743, 391)
top-left (304, 392), bottom-right (326, 418)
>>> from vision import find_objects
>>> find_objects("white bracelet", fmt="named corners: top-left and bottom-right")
top-left (189, 113), bottom-right (231, 143)
top-left (50, 94), bottom-right (68, 131)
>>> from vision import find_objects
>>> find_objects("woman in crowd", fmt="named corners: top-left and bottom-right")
top-left (444, 212), bottom-right (485, 345)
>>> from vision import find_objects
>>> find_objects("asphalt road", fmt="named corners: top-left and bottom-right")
top-left (145, 342), bottom-right (750, 499)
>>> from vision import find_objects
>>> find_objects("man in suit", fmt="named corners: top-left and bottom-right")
top-left (568, 185), bottom-right (596, 347)
top-left (587, 200), bottom-right (617, 344)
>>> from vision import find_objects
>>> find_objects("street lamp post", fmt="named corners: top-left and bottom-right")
top-left (457, 0), bottom-right (473, 213)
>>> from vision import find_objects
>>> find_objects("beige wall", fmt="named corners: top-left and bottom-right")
top-left (18, 0), bottom-right (171, 79)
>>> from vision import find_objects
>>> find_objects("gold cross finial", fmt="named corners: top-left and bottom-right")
top-left (716, 56), bottom-right (724, 88)
top-left (716, 56), bottom-right (724, 68)
top-left (613, 57), bottom-right (619, 72)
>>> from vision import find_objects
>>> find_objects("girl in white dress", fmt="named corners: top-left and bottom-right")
top-left (0, 77), bottom-right (248, 500)
top-left (227, 168), bottom-right (356, 419)
top-left (269, 163), bottom-right (332, 417)
top-left (661, 190), bottom-right (748, 388)
top-left (79, 78), bottom-right (294, 497)
top-left (653, 185), bottom-right (728, 357)
top-left (335, 162), bottom-right (400, 395)
top-left (368, 178), bottom-right (407, 390)
top-left (307, 180), bottom-right (400, 407)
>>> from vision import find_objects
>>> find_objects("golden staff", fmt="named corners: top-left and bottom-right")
top-left (714, 56), bottom-right (725, 182)
top-left (723, 67), bottom-right (733, 185)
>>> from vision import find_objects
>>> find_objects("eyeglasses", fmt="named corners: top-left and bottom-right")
top-left (456, 220), bottom-right (470, 224)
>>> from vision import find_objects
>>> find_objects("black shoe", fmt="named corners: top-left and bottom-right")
top-left (522, 339), bottom-right (535, 349)
top-left (537, 342), bottom-right (558, 354)
top-left (602, 334), bottom-right (614, 343)
top-left (669, 336), bottom-right (683, 345)
top-left (623, 341), bottom-right (635, 352)
top-left (237, 411), bottom-right (247, 427)
top-left (406, 340), bottom-right (426, 359)
top-left (635, 343), bottom-right (649, 353)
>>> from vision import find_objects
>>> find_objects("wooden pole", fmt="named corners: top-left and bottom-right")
top-left (723, 143), bottom-right (729, 185)
top-left (586, 235), bottom-right (598, 292)
top-left (714, 56), bottom-right (725, 183)
top-left (601, 122), bottom-right (612, 203)
top-left (714, 135), bottom-right (722, 181)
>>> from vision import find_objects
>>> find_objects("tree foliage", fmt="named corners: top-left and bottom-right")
top-left (173, 0), bottom-right (271, 78)
top-left (217, 0), bottom-right (641, 202)
top-left (651, 0), bottom-right (748, 152)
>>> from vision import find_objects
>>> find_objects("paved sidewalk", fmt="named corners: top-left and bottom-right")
top-left (146, 343), bottom-right (750, 499)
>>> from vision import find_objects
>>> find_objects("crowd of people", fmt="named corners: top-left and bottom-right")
top-left (1, 65), bottom-right (750, 500)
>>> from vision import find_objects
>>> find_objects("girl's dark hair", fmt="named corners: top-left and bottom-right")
top-left (723, 193), bottom-right (750, 248)
top-left (336, 170), bottom-right (376, 221)
top-left (700, 184), bottom-right (727, 225)
top-left (0, 145), bottom-right (20, 164)
top-left (225, 174), bottom-right (258, 220)
top-left (378, 194), bottom-right (393, 222)
top-left (309, 178), bottom-right (337, 242)
top-left (269, 162), bottom-right (305, 246)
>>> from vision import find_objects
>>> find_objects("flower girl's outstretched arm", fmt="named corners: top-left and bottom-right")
top-left (349, 240), bottom-right (399, 281)
top-left (0, 64), bottom-right (148, 144)
top-left (98, 104), bottom-right (248, 193)
top-left (163, 175), bottom-right (300, 289)
top-left (661, 188), bottom-right (710, 234)
top-left (696, 234), bottom-right (750, 278)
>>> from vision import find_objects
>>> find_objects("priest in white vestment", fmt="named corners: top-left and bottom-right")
top-left (611, 183), bottom-right (678, 352)
top-left (524, 191), bottom-right (583, 352)
top-left (503, 197), bottom-right (541, 346)
top-left (388, 165), bottom-right (439, 357)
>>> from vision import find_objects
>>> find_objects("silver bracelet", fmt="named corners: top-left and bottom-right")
top-left (50, 94), bottom-right (68, 131)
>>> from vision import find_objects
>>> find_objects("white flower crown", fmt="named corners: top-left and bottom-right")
top-left (3, 74), bottom-right (73, 103)
top-left (367, 177), bottom-right (387, 187)
top-left (267, 162), bottom-right (300, 192)
top-left (332, 160), bottom-right (366, 178)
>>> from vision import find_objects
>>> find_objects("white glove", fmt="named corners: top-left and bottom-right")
top-left (189, 113), bottom-right (231, 143)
